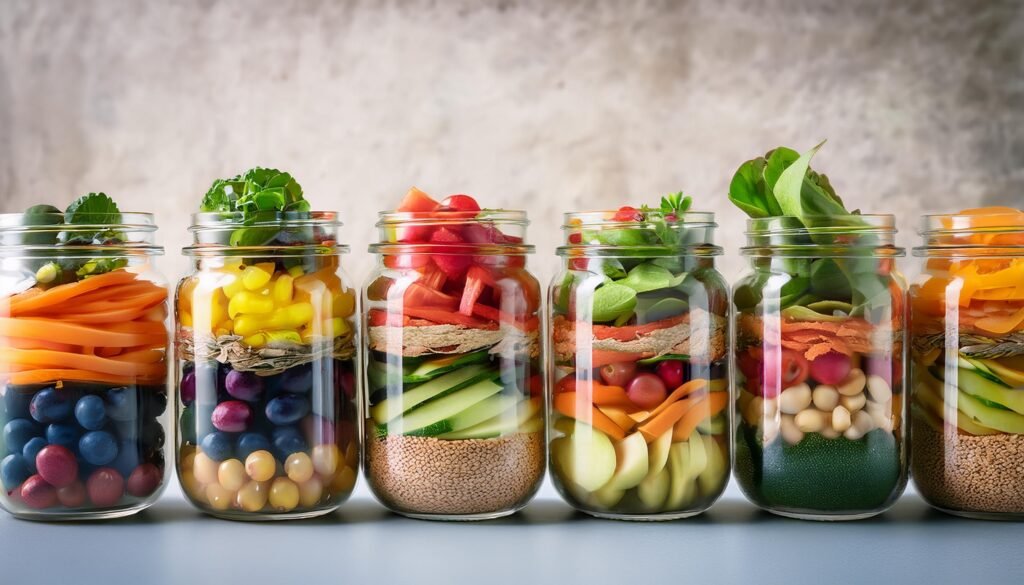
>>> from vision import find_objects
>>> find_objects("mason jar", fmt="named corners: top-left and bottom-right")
top-left (176, 211), bottom-right (358, 520)
top-left (732, 215), bottom-right (908, 520)
top-left (0, 212), bottom-right (169, 520)
top-left (910, 208), bottom-right (1024, 519)
top-left (548, 211), bottom-right (730, 519)
top-left (363, 209), bottom-right (544, 520)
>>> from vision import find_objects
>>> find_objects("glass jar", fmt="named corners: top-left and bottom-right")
top-left (176, 212), bottom-right (358, 520)
top-left (910, 209), bottom-right (1024, 519)
top-left (363, 210), bottom-right (544, 520)
top-left (732, 215), bottom-right (907, 520)
top-left (0, 212), bottom-right (169, 520)
top-left (549, 211), bottom-right (730, 519)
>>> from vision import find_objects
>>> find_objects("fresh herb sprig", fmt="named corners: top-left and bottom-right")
top-left (201, 168), bottom-right (314, 247)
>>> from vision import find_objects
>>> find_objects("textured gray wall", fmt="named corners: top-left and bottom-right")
top-left (1, 0), bottom-right (1022, 285)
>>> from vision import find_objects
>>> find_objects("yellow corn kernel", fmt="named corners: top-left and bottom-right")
top-left (242, 333), bottom-right (268, 347)
top-left (221, 274), bottom-right (245, 298)
top-left (179, 311), bottom-right (194, 328)
top-left (273, 274), bottom-right (294, 305)
top-left (265, 330), bottom-right (302, 345)
top-left (242, 263), bottom-right (275, 290)
top-left (332, 291), bottom-right (355, 318)
top-left (233, 302), bottom-right (314, 336)
top-left (228, 290), bottom-right (275, 318)
top-left (288, 265), bottom-right (305, 278)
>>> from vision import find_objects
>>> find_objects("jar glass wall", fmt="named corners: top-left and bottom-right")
top-left (363, 207), bottom-right (544, 520)
top-left (0, 212), bottom-right (169, 520)
top-left (549, 211), bottom-right (730, 519)
top-left (910, 209), bottom-right (1024, 519)
top-left (732, 215), bottom-right (907, 520)
top-left (175, 212), bottom-right (358, 520)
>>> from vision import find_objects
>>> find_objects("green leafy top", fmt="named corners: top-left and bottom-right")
top-left (728, 142), bottom-right (852, 222)
top-left (201, 168), bottom-right (310, 215)
top-left (200, 168), bottom-right (317, 247)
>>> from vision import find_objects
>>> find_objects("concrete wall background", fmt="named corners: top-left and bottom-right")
top-left (1, 0), bottom-right (1022, 285)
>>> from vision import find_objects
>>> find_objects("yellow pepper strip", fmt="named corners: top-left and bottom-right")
top-left (332, 291), bottom-right (355, 318)
top-left (179, 311), bottom-right (193, 328)
top-left (222, 274), bottom-right (246, 298)
top-left (228, 290), bottom-right (275, 318)
top-left (273, 274), bottom-right (294, 305)
top-left (243, 330), bottom-right (302, 348)
top-left (233, 303), bottom-right (314, 336)
top-left (242, 263), bottom-right (275, 290)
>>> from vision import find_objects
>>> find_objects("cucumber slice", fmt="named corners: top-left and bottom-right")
top-left (401, 350), bottom-right (490, 384)
top-left (696, 413), bottom-right (727, 435)
top-left (957, 368), bottom-right (1024, 415)
top-left (637, 353), bottom-right (690, 365)
top-left (393, 377), bottom-right (506, 436)
top-left (437, 397), bottom-right (543, 440)
top-left (956, 387), bottom-right (1024, 433)
top-left (370, 364), bottom-right (491, 425)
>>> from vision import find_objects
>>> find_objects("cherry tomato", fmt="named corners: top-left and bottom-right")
top-left (655, 360), bottom-right (685, 390)
top-left (809, 351), bottom-right (852, 385)
top-left (612, 206), bottom-right (643, 222)
top-left (568, 232), bottom-right (582, 244)
top-left (627, 373), bottom-right (668, 409)
top-left (760, 347), bottom-right (809, 396)
top-left (439, 194), bottom-right (481, 212)
top-left (599, 361), bottom-right (637, 387)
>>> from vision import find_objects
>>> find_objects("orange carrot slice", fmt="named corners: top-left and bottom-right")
top-left (553, 392), bottom-right (626, 440)
top-left (644, 379), bottom-right (707, 422)
top-left (671, 392), bottom-right (728, 441)
top-left (9, 270), bottom-right (138, 314)
top-left (638, 397), bottom-right (698, 443)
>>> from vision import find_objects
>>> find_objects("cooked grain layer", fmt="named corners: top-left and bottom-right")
top-left (367, 431), bottom-right (544, 516)
top-left (912, 419), bottom-right (1024, 514)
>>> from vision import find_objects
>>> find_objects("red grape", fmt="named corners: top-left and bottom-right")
top-left (809, 351), bottom-right (853, 385)
top-left (655, 360), bottom-right (685, 390)
top-left (56, 481), bottom-right (87, 508)
top-left (87, 468), bottom-right (125, 507)
top-left (599, 361), bottom-right (637, 387)
top-left (126, 464), bottom-right (162, 498)
top-left (20, 475), bottom-right (58, 509)
top-left (35, 445), bottom-right (78, 488)
top-left (627, 373), bottom-right (668, 409)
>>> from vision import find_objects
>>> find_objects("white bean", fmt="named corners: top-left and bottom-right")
top-left (866, 374), bottom-right (893, 403)
top-left (866, 402), bottom-right (892, 432)
top-left (780, 414), bottom-right (805, 446)
top-left (839, 391), bottom-right (866, 412)
top-left (843, 425), bottom-right (866, 440)
top-left (853, 409), bottom-right (875, 433)
top-left (820, 426), bottom-right (840, 439)
top-left (837, 368), bottom-right (867, 396)
top-left (812, 385), bottom-right (840, 411)
top-left (795, 409), bottom-right (829, 433)
top-left (779, 383), bottom-right (812, 414)
top-left (832, 405), bottom-right (852, 432)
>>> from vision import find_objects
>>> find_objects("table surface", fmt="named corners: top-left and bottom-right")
top-left (3, 479), bottom-right (1021, 585)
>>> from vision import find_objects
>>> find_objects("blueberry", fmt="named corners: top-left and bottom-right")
top-left (78, 430), bottom-right (118, 465)
top-left (30, 388), bottom-right (73, 423)
top-left (144, 392), bottom-right (167, 419)
top-left (265, 394), bottom-right (310, 426)
top-left (235, 432), bottom-right (272, 460)
top-left (0, 453), bottom-right (31, 489)
top-left (179, 406), bottom-right (197, 445)
top-left (74, 395), bottom-right (108, 430)
top-left (278, 365), bottom-right (313, 394)
top-left (46, 423), bottom-right (82, 450)
top-left (4, 419), bottom-right (42, 453)
top-left (199, 431), bottom-right (234, 462)
top-left (105, 387), bottom-right (138, 422)
top-left (140, 422), bottom-right (165, 452)
top-left (3, 387), bottom-right (32, 419)
top-left (271, 426), bottom-right (307, 461)
top-left (22, 437), bottom-right (47, 473)
top-left (111, 441), bottom-right (141, 477)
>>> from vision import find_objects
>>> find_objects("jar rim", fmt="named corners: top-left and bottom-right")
top-left (745, 214), bottom-right (897, 236)
top-left (188, 210), bottom-right (340, 229)
top-left (914, 211), bottom-right (1024, 256)
top-left (375, 209), bottom-right (528, 226)
top-left (0, 212), bottom-right (163, 256)
top-left (557, 210), bottom-right (720, 257)
top-left (0, 211), bottom-right (158, 230)
top-left (184, 210), bottom-right (345, 256)
top-left (562, 210), bottom-right (717, 227)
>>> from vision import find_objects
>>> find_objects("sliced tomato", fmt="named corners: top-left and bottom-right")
top-left (438, 194), bottom-right (481, 212)
top-left (398, 187), bottom-right (440, 212)
top-left (404, 283), bottom-right (459, 311)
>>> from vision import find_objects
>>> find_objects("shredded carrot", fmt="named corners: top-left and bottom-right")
top-left (553, 392), bottom-right (627, 440)
top-left (0, 348), bottom-right (165, 377)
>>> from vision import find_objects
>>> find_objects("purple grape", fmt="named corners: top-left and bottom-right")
top-left (225, 370), bottom-right (264, 402)
top-left (179, 371), bottom-right (196, 406)
top-left (211, 400), bottom-right (252, 433)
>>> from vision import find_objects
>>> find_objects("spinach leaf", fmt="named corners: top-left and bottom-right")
top-left (591, 282), bottom-right (637, 323)
top-left (634, 297), bottom-right (688, 324)
top-left (728, 157), bottom-right (779, 218)
top-left (617, 262), bottom-right (685, 293)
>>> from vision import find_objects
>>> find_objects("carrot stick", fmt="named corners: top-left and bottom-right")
top-left (109, 348), bottom-right (166, 364)
top-left (10, 271), bottom-right (138, 314)
top-left (671, 392), bottom-right (729, 441)
top-left (638, 396), bottom-right (698, 443)
top-left (0, 348), bottom-right (166, 377)
top-left (0, 318), bottom-right (165, 347)
top-left (553, 392), bottom-right (626, 440)
top-left (645, 379), bottom-right (708, 422)
top-left (5, 369), bottom-right (165, 386)
top-left (31, 283), bottom-right (162, 310)
top-left (0, 336), bottom-right (77, 352)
